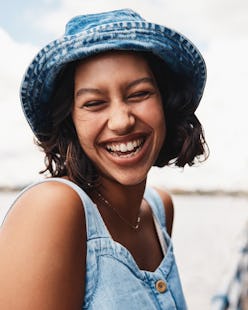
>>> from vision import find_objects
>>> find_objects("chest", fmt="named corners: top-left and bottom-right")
top-left (109, 220), bottom-right (164, 272)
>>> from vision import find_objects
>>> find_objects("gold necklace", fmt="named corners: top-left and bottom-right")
top-left (95, 190), bottom-right (141, 230)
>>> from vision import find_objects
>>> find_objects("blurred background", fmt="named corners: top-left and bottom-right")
top-left (0, 0), bottom-right (247, 308)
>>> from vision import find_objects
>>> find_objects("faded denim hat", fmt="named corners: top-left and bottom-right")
top-left (20, 8), bottom-right (206, 137)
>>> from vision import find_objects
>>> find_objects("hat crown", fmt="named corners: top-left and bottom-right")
top-left (65, 9), bottom-right (144, 36)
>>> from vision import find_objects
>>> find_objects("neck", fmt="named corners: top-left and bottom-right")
top-left (91, 177), bottom-right (146, 225)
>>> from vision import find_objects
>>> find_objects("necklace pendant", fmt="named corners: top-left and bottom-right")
top-left (133, 216), bottom-right (141, 230)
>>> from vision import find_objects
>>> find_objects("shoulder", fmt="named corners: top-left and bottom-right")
top-left (152, 187), bottom-right (174, 236)
top-left (4, 180), bottom-right (86, 232)
top-left (2, 179), bottom-right (86, 253)
top-left (0, 179), bottom-right (86, 308)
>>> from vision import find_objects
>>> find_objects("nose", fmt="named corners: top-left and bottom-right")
top-left (108, 102), bottom-right (135, 134)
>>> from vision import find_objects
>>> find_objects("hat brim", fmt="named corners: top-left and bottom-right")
top-left (20, 21), bottom-right (206, 136)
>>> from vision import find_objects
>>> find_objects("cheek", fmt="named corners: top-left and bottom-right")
top-left (72, 114), bottom-right (95, 149)
top-left (148, 101), bottom-right (166, 139)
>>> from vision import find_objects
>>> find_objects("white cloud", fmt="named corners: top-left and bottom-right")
top-left (0, 28), bottom-right (37, 105)
top-left (0, 28), bottom-right (43, 186)
top-left (35, 0), bottom-right (248, 42)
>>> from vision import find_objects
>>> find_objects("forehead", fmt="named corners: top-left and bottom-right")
top-left (75, 51), bottom-right (152, 77)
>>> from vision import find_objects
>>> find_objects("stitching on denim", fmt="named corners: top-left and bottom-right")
top-left (83, 253), bottom-right (100, 308)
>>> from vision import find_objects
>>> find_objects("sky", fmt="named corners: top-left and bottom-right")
top-left (0, 0), bottom-right (248, 191)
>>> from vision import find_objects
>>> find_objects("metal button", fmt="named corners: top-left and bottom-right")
top-left (155, 279), bottom-right (167, 293)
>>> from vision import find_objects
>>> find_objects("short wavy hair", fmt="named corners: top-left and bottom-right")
top-left (36, 52), bottom-right (208, 189)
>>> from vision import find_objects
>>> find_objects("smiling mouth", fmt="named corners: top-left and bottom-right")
top-left (105, 137), bottom-right (145, 158)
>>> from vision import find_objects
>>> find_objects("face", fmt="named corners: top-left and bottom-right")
top-left (72, 51), bottom-right (166, 186)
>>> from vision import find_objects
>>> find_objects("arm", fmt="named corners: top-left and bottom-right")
top-left (153, 187), bottom-right (174, 237)
top-left (0, 181), bottom-right (86, 309)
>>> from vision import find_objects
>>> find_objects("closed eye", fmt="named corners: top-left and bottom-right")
top-left (83, 100), bottom-right (106, 108)
top-left (127, 90), bottom-right (154, 101)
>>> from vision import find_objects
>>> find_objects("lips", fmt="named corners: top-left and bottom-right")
top-left (102, 136), bottom-right (146, 158)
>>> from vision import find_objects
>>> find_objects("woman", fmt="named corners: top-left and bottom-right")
top-left (0, 9), bottom-right (207, 309)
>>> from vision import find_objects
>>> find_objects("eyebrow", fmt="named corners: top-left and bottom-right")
top-left (75, 77), bottom-right (155, 98)
top-left (126, 77), bottom-right (155, 90)
top-left (75, 88), bottom-right (103, 98)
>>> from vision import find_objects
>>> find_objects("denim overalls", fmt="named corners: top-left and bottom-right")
top-left (4, 178), bottom-right (187, 309)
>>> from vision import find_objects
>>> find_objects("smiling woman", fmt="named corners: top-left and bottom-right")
top-left (72, 51), bottom-right (166, 186)
top-left (0, 8), bottom-right (207, 310)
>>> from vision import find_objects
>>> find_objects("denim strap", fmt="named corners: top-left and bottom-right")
top-left (144, 187), bottom-right (166, 230)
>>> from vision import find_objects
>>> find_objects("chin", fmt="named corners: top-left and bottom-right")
top-left (107, 171), bottom-right (148, 187)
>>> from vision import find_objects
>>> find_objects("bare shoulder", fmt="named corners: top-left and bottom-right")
top-left (2, 180), bottom-right (86, 235)
top-left (0, 180), bottom-right (86, 309)
top-left (152, 187), bottom-right (174, 237)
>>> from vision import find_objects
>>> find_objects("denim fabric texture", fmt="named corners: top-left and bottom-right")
top-left (20, 8), bottom-right (206, 137)
top-left (4, 178), bottom-right (187, 309)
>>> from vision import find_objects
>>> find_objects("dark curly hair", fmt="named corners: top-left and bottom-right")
top-left (36, 52), bottom-right (208, 189)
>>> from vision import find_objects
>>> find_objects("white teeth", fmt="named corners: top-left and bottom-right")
top-left (127, 142), bottom-right (133, 151)
top-left (105, 138), bottom-right (144, 153)
top-left (120, 143), bottom-right (127, 152)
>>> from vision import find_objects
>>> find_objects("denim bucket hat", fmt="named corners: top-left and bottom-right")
top-left (20, 8), bottom-right (206, 137)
